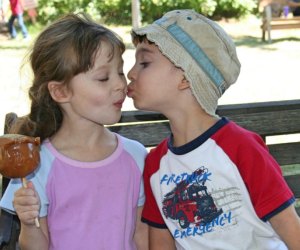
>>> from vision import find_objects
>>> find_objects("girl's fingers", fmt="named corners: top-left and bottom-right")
top-left (18, 210), bottom-right (40, 226)
top-left (12, 182), bottom-right (41, 226)
top-left (13, 193), bottom-right (39, 207)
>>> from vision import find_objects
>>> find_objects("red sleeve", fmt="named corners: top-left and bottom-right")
top-left (141, 139), bottom-right (169, 228)
top-left (237, 134), bottom-right (294, 219)
top-left (213, 122), bottom-right (294, 220)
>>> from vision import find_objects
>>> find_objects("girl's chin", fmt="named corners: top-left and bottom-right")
top-left (106, 113), bottom-right (122, 125)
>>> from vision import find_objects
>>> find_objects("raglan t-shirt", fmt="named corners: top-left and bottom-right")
top-left (0, 134), bottom-right (147, 250)
top-left (142, 117), bottom-right (295, 250)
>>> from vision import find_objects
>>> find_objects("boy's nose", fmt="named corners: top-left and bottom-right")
top-left (127, 67), bottom-right (134, 81)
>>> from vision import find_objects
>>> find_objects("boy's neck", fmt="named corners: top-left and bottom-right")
top-left (168, 111), bottom-right (219, 147)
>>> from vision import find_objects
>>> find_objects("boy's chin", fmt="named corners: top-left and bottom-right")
top-left (133, 101), bottom-right (146, 111)
top-left (134, 102), bottom-right (158, 113)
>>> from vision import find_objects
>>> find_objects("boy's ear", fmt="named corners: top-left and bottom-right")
top-left (178, 76), bottom-right (190, 90)
top-left (48, 81), bottom-right (70, 103)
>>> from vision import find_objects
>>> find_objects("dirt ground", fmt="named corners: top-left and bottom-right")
top-left (1, 16), bottom-right (300, 139)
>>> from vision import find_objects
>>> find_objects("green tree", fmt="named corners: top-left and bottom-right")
top-left (35, 0), bottom-right (257, 25)
top-left (37, 0), bottom-right (101, 24)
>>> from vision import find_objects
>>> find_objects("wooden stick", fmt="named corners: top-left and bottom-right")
top-left (21, 177), bottom-right (40, 228)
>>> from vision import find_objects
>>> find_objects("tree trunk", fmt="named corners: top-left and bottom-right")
top-left (131, 0), bottom-right (141, 29)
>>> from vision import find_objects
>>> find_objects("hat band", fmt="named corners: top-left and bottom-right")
top-left (156, 21), bottom-right (225, 94)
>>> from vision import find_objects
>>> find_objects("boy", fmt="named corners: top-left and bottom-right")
top-left (127, 9), bottom-right (300, 249)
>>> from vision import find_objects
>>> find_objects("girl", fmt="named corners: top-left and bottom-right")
top-left (0, 13), bottom-right (148, 250)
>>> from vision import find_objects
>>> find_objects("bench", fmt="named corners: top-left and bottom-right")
top-left (1, 99), bottom-right (300, 248)
top-left (261, 4), bottom-right (300, 43)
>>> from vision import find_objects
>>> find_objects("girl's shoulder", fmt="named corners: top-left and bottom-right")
top-left (117, 134), bottom-right (147, 153)
top-left (117, 134), bottom-right (148, 171)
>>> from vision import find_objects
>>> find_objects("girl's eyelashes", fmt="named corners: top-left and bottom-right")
top-left (96, 70), bottom-right (125, 81)
top-left (98, 77), bottom-right (109, 82)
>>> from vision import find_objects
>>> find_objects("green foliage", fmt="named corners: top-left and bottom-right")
top-left (36, 0), bottom-right (257, 25)
top-left (213, 0), bottom-right (257, 19)
top-left (37, 0), bottom-right (102, 24)
top-left (97, 0), bottom-right (132, 25)
top-left (140, 0), bottom-right (256, 22)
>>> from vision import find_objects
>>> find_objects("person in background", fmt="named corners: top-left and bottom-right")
top-left (127, 9), bottom-right (300, 250)
top-left (288, 0), bottom-right (300, 16)
top-left (8, 0), bottom-right (28, 39)
top-left (22, 0), bottom-right (38, 23)
top-left (26, 7), bottom-right (37, 23)
top-left (0, 0), bottom-right (5, 22)
top-left (0, 13), bottom-right (148, 250)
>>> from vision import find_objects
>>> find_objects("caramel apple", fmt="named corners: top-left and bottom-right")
top-left (0, 134), bottom-right (40, 178)
top-left (0, 134), bottom-right (41, 227)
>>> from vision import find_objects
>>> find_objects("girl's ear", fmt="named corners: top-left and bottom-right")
top-left (178, 76), bottom-right (190, 90)
top-left (48, 81), bottom-right (70, 103)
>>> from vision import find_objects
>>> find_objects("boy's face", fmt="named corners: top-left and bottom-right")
top-left (127, 40), bottom-right (185, 113)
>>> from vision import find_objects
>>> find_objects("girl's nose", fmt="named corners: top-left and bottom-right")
top-left (114, 73), bottom-right (127, 91)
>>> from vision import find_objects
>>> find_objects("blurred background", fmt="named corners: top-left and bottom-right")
top-left (0, 0), bottom-right (299, 136)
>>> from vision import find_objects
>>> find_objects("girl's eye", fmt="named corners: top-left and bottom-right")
top-left (119, 72), bottom-right (125, 76)
top-left (98, 78), bottom-right (108, 82)
top-left (140, 62), bottom-right (150, 68)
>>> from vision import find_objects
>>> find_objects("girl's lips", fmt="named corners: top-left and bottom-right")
top-left (114, 98), bottom-right (125, 109)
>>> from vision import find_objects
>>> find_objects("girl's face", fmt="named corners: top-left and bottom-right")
top-left (64, 41), bottom-right (127, 125)
top-left (127, 41), bottom-right (184, 113)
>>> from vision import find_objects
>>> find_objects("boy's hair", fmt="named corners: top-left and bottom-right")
top-left (132, 9), bottom-right (241, 116)
top-left (10, 13), bottom-right (125, 141)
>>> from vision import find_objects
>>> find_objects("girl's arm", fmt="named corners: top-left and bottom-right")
top-left (19, 217), bottom-right (49, 250)
top-left (13, 182), bottom-right (49, 249)
top-left (134, 206), bottom-right (149, 250)
top-left (269, 205), bottom-right (300, 250)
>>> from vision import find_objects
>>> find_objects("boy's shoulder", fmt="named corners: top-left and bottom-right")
top-left (212, 120), bottom-right (270, 162)
top-left (214, 120), bottom-right (263, 144)
top-left (144, 138), bottom-right (169, 174)
top-left (147, 138), bottom-right (168, 157)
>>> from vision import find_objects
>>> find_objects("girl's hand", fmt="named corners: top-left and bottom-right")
top-left (13, 181), bottom-right (40, 226)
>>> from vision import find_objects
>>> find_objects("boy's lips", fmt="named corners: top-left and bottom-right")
top-left (127, 88), bottom-right (133, 98)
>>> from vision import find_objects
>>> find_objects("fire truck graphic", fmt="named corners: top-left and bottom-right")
top-left (162, 167), bottom-right (223, 229)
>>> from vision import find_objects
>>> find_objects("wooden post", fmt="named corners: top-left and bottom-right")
top-left (265, 5), bottom-right (272, 43)
top-left (132, 0), bottom-right (141, 29)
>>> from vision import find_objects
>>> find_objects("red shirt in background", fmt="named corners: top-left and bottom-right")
top-left (10, 0), bottom-right (23, 15)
